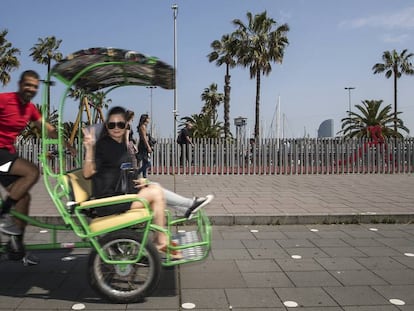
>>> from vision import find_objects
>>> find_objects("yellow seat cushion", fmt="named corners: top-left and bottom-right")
top-left (89, 208), bottom-right (150, 233)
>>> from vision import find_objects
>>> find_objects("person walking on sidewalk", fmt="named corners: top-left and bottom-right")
top-left (0, 70), bottom-right (73, 265)
top-left (177, 122), bottom-right (194, 166)
top-left (136, 114), bottom-right (153, 178)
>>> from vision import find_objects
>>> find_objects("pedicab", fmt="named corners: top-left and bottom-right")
top-left (0, 47), bottom-right (212, 303)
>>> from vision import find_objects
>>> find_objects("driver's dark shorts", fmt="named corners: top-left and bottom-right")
top-left (0, 149), bottom-right (19, 187)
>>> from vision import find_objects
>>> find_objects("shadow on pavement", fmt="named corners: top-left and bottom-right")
top-left (0, 249), bottom-right (177, 305)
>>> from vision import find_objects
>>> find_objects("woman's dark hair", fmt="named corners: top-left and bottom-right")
top-left (137, 114), bottom-right (149, 129)
top-left (99, 106), bottom-right (127, 140)
top-left (107, 106), bottom-right (127, 119)
top-left (126, 110), bottom-right (135, 122)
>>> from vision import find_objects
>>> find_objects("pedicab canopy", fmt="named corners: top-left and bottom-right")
top-left (51, 47), bottom-right (175, 92)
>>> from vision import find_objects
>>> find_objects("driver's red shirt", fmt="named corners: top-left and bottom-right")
top-left (0, 92), bottom-right (41, 153)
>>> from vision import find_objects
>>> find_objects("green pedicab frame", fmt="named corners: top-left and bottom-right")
top-left (6, 48), bottom-right (212, 271)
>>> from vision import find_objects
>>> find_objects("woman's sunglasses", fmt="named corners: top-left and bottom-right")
top-left (107, 121), bottom-right (126, 129)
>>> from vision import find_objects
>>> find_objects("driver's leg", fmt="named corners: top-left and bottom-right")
top-left (6, 157), bottom-right (39, 204)
top-left (0, 157), bottom-right (39, 235)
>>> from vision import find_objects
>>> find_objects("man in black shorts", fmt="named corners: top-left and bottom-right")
top-left (0, 70), bottom-right (66, 264)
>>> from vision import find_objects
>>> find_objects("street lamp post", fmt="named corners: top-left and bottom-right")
top-left (172, 3), bottom-right (178, 175)
top-left (146, 86), bottom-right (157, 134)
top-left (344, 87), bottom-right (355, 117)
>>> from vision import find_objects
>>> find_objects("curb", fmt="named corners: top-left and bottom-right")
top-left (29, 213), bottom-right (414, 226)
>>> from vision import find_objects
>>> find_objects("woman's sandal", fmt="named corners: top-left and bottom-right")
top-left (158, 241), bottom-right (182, 259)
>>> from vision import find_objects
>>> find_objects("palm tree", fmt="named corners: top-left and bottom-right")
top-left (339, 99), bottom-right (409, 139)
top-left (29, 36), bottom-right (63, 116)
top-left (201, 83), bottom-right (224, 125)
top-left (180, 114), bottom-right (223, 139)
top-left (372, 49), bottom-right (414, 134)
top-left (232, 11), bottom-right (289, 139)
top-left (208, 34), bottom-right (237, 139)
top-left (0, 29), bottom-right (20, 86)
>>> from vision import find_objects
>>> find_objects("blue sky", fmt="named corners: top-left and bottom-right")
top-left (1, 0), bottom-right (414, 138)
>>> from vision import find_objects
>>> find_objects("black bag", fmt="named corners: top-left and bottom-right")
top-left (176, 130), bottom-right (184, 144)
top-left (148, 133), bottom-right (156, 147)
top-left (115, 163), bottom-right (138, 194)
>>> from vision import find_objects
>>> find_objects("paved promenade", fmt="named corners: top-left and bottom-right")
top-left (29, 173), bottom-right (414, 224)
top-left (1, 174), bottom-right (413, 310)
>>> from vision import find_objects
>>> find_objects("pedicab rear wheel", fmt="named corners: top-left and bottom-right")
top-left (88, 229), bottom-right (161, 303)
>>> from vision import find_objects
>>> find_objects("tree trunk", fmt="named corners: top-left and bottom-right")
top-left (393, 71), bottom-right (398, 135)
top-left (47, 60), bottom-right (51, 117)
top-left (254, 69), bottom-right (261, 140)
top-left (224, 63), bottom-right (231, 139)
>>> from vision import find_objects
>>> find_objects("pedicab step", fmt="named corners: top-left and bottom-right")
top-left (172, 230), bottom-right (207, 261)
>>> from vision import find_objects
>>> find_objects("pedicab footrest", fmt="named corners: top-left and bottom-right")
top-left (172, 231), bottom-right (207, 260)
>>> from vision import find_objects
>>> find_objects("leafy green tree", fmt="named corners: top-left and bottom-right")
top-left (232, 11), bottom-right (289, 139)
top-left (208, 34), bottom-right (237, 138)
top-left (372, 49), bottom-right (414, 133)
top-left (0, 29), bottom-right (20, 86)
top-left (201, 83), bottom-right (224, 125)
top-left (29, 36), bottom-right (63, 115)
top-left (180, 114), bottom-right (224, 139)
top-left (339, 99), bottom-right (409, 139)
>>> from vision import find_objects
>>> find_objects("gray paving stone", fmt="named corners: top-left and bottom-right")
top-left (355, 257), bottom-right (409, 270)
top-left (310, 238), bottom-right (351, 247)
top-left (341, 237), bottom-right (389, 247)
top-left (235, 259), bottom-right (281, 272)
top-left (248, 247), bottom-right (290, 259)
top-left (286, 271), bottom-right (342, 287)
top-left (372, 269), bottom-right (414, 285)
top-left (276, 258), bottom-right (325, 271)
top-left (285, 247), bottom-right (331, 259)
top-left (372, 284), bottom-right (414, 306)
top-left (180, 288), bottom-right (228, 310)
top-left (225, 288), bottom-right (283, 308)
top-left (324, 286), bottom-right (390, 306)
top-left (241, 239), bottom-right (280, 249)
top-left (180, 260), bottom-right (246, 289)
top-left (357, 246), bottom-right (404, 257)
top-left (330, 270), bottom-right (388, 286)
top-left (320, 247), bottom-right (368, 258)
top-left (275, 287), bottom-right (339, 308)
top-left (343, 306), bottom-right (400, 311)
top-left (242, 271), bottom-right (294, 288)
top-left (276, 238), bottom-right (316, 248)
top-left (316, 257), bottom-right (367, 271)
top-left (211, 248), bottom-right (252, 260)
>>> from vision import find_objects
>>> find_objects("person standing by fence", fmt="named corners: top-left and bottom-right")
top-left (177, 122), bottom-right (194, 166)
top-left (125, 110), bottom-right (138, 169)
top-left (136, 114), bottom-right (153, 178)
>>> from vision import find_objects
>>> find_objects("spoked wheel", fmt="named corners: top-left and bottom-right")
top-left (88, 229), bottom-right (161, 303)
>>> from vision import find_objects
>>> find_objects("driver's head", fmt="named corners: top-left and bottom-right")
top-left (18, 70), bottom-right (40, 104)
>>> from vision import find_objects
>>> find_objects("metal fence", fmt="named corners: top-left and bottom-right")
top-left (16, 137), bottom-right (414, 175)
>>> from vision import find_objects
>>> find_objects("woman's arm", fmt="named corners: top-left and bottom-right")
top-left (139, 125), bottom-right (152, 152)
top-left (82, 127), bottom-right (96, 178)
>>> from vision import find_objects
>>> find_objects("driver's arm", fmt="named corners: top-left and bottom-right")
top-left (33, 119), bottom-right (76, 154)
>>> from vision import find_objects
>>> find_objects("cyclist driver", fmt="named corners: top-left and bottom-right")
top-left (0, 70), bottom-right (71, 265)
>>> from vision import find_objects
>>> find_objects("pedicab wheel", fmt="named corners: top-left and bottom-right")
top-left (88, 229), bottom-right (161, 303)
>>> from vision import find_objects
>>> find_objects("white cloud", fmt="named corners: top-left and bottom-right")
top-left (380, 33), bottom-right (410, 43)
top-left (340, 6), bottom-right (414, 30)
